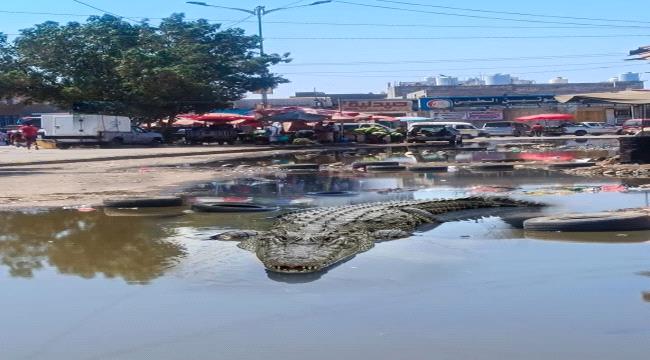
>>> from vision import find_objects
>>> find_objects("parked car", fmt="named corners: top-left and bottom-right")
top-left (406, 123), bottom-right (462, 145)
top-left (560, 122), bottom-right (620, 136)
top-left (579, 122), bottom-right (621, 135)
top-left (482, 121), bottom-right (530, 137)
top-left (621, 119), bottom-right (650, 135)
top-left (433, 122), bottom-right (486, 139)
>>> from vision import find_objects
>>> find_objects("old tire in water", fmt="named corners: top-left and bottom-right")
top-left (408, 166), bottom-right (448, 172)
top-left (279, 163), bottom-right (320, 170)
top-left (470, 164), bottom-right (515, 171)
top-left (547, 162), bottom-right (596, 169)
top-left (103, 196), bottom-right (184, 208)
top-left (306, 191), bottom-right (359, 197)
top-left (104, 207), bottom-right (185, 217)
top-left (523, 211), bottom-right (650, 232)
top-left (192, 202), bottom-right (277, 213)
top-left (352, 161), bottom-right (400, 169)
top-left (366, 165), bottom-right (407, 172)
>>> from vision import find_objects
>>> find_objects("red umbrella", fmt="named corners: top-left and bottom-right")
top-left (516, 113), bottom-right (575, 122)
top-left (178, 113), bottom-right (255, 122)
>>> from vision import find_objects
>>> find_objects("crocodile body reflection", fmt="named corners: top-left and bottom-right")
top-left (0, 210), bottom-right (184, 283)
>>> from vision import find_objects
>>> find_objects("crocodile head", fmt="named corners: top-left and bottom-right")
top-left (256, 233), bottom-right (370, 274)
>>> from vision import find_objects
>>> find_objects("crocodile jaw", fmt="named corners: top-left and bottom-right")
top-left (257, 239), bottom-right (360, 274)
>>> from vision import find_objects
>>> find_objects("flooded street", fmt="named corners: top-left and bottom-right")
top-left (2, 144), bottom-right (649, 360)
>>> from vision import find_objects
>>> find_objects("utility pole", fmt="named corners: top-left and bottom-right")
top-left (187, 1), bottom-right (332, 108)
top-left (255, 6), bottom-right (268, 107)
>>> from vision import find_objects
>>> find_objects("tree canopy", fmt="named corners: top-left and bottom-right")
top-left (0, 14), bottom-right (289, 122)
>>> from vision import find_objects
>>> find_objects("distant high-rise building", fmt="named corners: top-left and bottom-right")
top-left (549, 77), bottom-right (569, 84)
top-left (619, 72), bottom-right (640, 82)
top-left (485, 74), bottom-right (512, 85)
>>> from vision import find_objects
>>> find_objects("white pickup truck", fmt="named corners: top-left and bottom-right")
top-left (561, 122), bottom-right (621, 136)
top-left (41, 114), bottom-right (163, 147)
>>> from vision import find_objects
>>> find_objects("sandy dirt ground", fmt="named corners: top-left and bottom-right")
top-left (0, 146), bottom-right (316, 209)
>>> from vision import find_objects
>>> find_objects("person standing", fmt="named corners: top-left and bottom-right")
top-left (0, 130), bottom-right (7, 146)
top-left (531, 123), bottom-right (544, 137)
top-left (267, 122), bottom-right (281, 144)
top-left (19, 122), bottom-right (39, 150)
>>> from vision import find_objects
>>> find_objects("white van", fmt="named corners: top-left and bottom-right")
top-left (431, 122), bottom-right (484, 139)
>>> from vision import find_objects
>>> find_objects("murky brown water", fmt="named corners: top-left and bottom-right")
top-left (2, 145), bottom-right (649, 359)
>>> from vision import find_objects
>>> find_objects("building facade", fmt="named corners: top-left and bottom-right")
top-left (389, 81), bottom-right (644, 99)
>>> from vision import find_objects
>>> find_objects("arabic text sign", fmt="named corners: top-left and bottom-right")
top-left (341, 100), bottom-right (413, 113)
top-left (419, 95), bottom-right (557, 110)
top-left (430, 111), bottom-right (503, 121)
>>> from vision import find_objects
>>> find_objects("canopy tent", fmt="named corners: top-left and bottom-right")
top-left (230, 118), bottom-right (262, 127)
top-left (262, 110), bottom-right (330, 122)
top-left (178, 113), bottom-right (256, 122)
top-left (555, 90), bottom-right (650, 105)
top-left (516, 113), bottom-right (575, 122)
top-left (330, 111), bottom-right (397, 122)
top-left (173, 118), bottom-right (205, 127)
top-left (256, 107), bottom-right (331, 122)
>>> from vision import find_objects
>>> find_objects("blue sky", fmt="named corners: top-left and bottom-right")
top-left (1, 0), bottom-right (649, 97)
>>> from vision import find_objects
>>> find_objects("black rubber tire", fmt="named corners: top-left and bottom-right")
top-left (150, 138), bottom-right (163, 147)
top-left (191, 202), bottom-right (277, 213)
top-left (352, 161), bottom-right (400, 169)
top-left (524, 211), bottom-right (650, 232)
top-left (366, 165), bottom-right (407, 172)
top-left (408, 166), bottom-right (448, 172)
top-left (109, 138), bottom-right (124, 148)
top-left (279, 163), bottom-right (321, 170)
top-left (547, 162), bottom-right (596, 169)
top-left (575, 130), bottom-right (588, 136)
top-left (103, 207), bottom-right (185, 217)
top-left (103, 196), bottom-right (184, 208)
top-left (306, 191), bottom-right (359, 197)
top-left (470, 164), bottom-right (515, 171)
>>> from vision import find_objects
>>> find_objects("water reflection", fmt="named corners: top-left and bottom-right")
top-left (0, 210), bottom-right (184, 283)
top-left (525, 231), bottom-right (650, 243)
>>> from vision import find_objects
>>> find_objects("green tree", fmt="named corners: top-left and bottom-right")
top-left (1, 14), bottom-right (288, 123)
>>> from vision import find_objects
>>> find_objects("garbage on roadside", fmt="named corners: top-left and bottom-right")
top-left (521, 184), bottom-right (628, 196)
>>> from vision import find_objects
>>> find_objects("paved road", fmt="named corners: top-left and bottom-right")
top-left (0, 145), bottom-right (276, 166)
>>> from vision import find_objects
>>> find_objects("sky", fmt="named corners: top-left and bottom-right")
top-left (1, 0), bottom-right (650, 98)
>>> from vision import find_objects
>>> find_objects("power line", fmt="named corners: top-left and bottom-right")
top-left (284, 64), bottom-right (644, 78)
top-left (376, 0), bottom-right (650, 25)
top-left (268, 34), bottom-right (650, 40)
top-left (71, 0), bottom-right (140, 23)
top-left (334, 1), bottom-right (650, 28)
top-left (225, 14), bottom-right (256, 30)
top-left (279, 53), bottom-right (623, 66)
top-left (280, 61), bottom-right (629, 74)
top-left (1, 9), bottom-right (649, 30)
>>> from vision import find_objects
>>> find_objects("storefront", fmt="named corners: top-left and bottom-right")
top-left (417, 95), bottom-right (617, 125)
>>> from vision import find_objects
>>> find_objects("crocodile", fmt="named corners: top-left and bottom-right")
top-left (214, 197), bottom-right (541, 274)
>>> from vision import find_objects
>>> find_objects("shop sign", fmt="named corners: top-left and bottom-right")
top-left (429, 111), bottom-right (503, 121)
top-left (341, 100), bottom-right (413, 113)
top-left (420, 95), bottom-right (557, 110)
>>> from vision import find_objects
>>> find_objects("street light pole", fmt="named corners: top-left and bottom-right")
top-left (187, 1), bottom-right (332, 108)
top-left (255, 6), bottom-right (268, 107)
